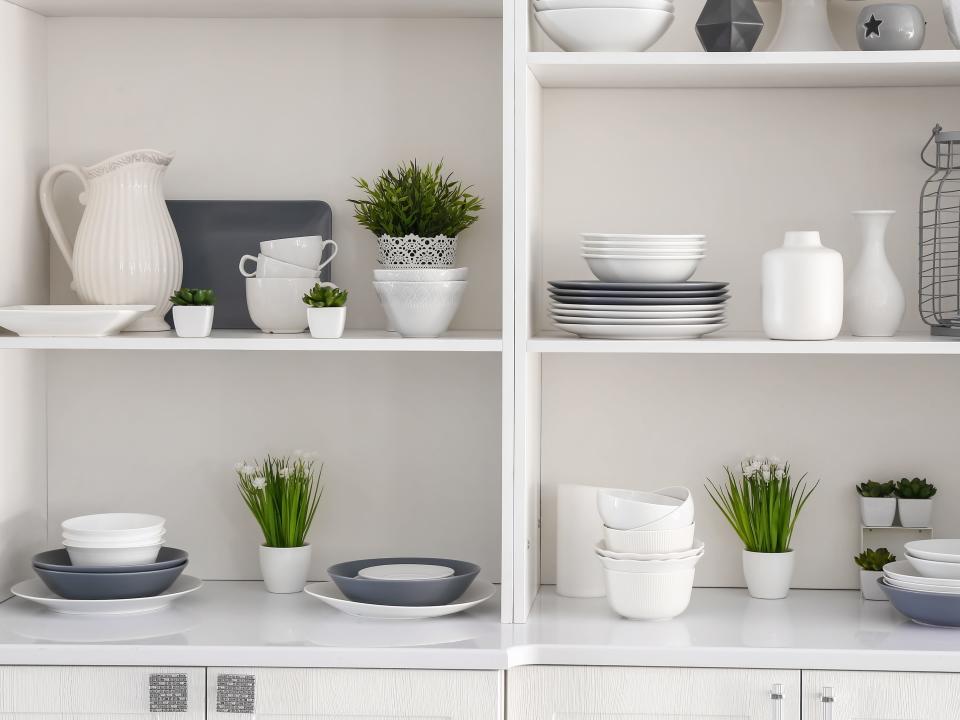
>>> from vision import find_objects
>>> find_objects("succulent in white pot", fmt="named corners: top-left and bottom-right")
top-left (855, 547), bottom-right (895, 601)
top-left (349, 160), bottom-right (483, 268)
top-left (856, 480), bottom-right (896, 527)
top-left (302, 283), bottom-right (347, 339)
top-left (169, 288), bottom-right (215, 338)
top-left (894, 477), bottom-right (936, 528)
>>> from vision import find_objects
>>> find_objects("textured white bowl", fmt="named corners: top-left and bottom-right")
top-left (65, 544), bottom-right (163, 567)
top-left (604, 523), bottom-right (696, 554)
top-left (597, 489), bottom-right (682, 531)
top-left (534, 0), bottom-right (673, 11)
top-left (905, 552), bottom-right (960, 580)
top-left (596, 539), bottom-right (704, 561)
top-left (373, 268), bottom-right (468, 282)
top-left (596, 550), bottom-right (703, 573)
top-left (603, 567), bottom-right (694, 620)
top-left (373, 281), bottom-right (467, 338)
top-left (534, 8), bottom-right (674, 52)
top-left (904, 539), bottom-right (960, 563)
top-left (584, 254), bottom-right (702, 283)
top-left (62, 513), bottom-right (165, 535)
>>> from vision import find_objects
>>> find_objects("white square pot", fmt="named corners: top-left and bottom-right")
top-left (859, 496), bottom-right (896, 527)
top-left (307, 306), bottom-right (346, 339)
top-left (897, 498), bottom-right (933, 528)
top-left (860, 570), bottom-right (887, 601)
top-left (172, 305), bottom-right (214, 338)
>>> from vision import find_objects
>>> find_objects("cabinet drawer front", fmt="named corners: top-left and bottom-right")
top-left (207, 667), bottom-right (502, 719)
top-left (508, 666), bottom-right (800, 720)
top-left (802, 670), bottom-right (960, 720)
top-left (0, 666), bottom-right (204, 717)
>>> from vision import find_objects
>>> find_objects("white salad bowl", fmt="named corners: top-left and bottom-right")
top-left (603, 567), bottom-right (695, 620)
top-left (603, 523), bottom-right (696, 554)
top-left (904, 539), bottom-right (960, 564)
top-left (905, 552), bottom-right (960, 580)
top-left (534, 8), bottom-right (674, 52)
top-left (597, 489), bottom-right (682, 531)
top-left (583, 254), bottom-right (702, 283)
top-left (373, 281), bottom-right (467, 338)
top-left (62, 514), bottom-right (165, 536)
top-left (62, 532), bottom-right (166, 547)
top-left (65, 544), bottom-right (163, 568)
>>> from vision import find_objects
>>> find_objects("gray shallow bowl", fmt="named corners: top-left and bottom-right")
top-left (33, 561), bottom-right (187, 600)
top-left (33, 547), bottom-right (188, 573)
top-left (327, 557), bottom-right (480, 607)
top-left (879, 578), bottom-right (960, 627)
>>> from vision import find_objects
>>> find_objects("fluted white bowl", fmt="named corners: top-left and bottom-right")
top-left (604, 523), bottom-right (696, 554)
top-left (603, 567), bottom-right (694, 620)
top-left (373, 281), bottom-right (467, 338)
top-left (596, 549), bottom-right (703, 573)
top-left (534, 8), bottom-right (674, 52)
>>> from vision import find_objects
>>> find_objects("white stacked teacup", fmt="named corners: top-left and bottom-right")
top-left (240, 235), bottom-right (338, 333)
top-left (372, 267), bottom-right (468, 338)
top-left (595, 487), bottom-right (702, 620)
top-left (62, 513), bottom-right (166, 567)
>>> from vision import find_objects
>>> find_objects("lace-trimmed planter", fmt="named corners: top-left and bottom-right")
top-left (376, 234), bottom-right (457, 268)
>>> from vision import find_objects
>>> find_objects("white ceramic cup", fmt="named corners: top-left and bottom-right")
top-left (245, 277), bottom-right (319, 334)
top-left (260, 235), bottom-right (338, 270)
top-left (239, 253), bottom-right (320, 279)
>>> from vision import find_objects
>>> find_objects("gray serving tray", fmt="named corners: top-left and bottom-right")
top-left (166, 200), bottom-right (333, 329)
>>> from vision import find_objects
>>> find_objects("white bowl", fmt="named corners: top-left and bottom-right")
top-left (65, 544), bottom-right (163, 567)
top-left (603, 567), bottom-right (694, 620)
top-left (884, 560), bottom-right (960, 587)
top-left (245, 277), bottom-right (316, 334)
top-left (583, 248), bottom-right (706, 258)
top-left (604, 523), bottom-right (696, 554)
top-left (582, 243), bottom-right (706, 252)
top-left (905, 552), bottom-right (960, 580)
top-left (904, 539), bottom-right (960, 563)
top-left (534, 8), bottom-right (674, 52)
top-left (597, 489), bottom-right (682, 531)
top-left (62, 513), bottom-right (165, 535)
top-left (582, 233), bottom-right (706, 242)
top-left (534, 0), bottom-right (673, 11)
top-left (596, 538), bottom-right (704, 561)
top-left (583, 254), bottom-right (702, 283)
top-left (373, 281), bottom-right (467, 338)
top-left (373, 268), bottom-right (469, 282)
top-left (62, 532), bottom-right (166, 547)
top-left (596, 549), bottom-right (703, 573)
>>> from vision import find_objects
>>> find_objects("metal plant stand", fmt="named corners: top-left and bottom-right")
top-left (920, 124), bottom-right (960, 336)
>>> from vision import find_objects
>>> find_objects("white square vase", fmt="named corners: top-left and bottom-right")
top-left (897, 498), bottom-right (933, 528)
top-left (172, 305), bottom-right (214, 338)
top-left (307, 306), bottom-right (346, 339)
top-left (859, 496), bottom-right (896, 527)
top-left (860, 570), bottom-right (887, 601)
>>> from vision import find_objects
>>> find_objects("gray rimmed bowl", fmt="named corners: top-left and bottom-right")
top-left (327, 557), bottom-right (480, 606)
top-left (33, 561), bottom-right (187, 600)
top-left (33, 547), bottom-right (188, 573)
top-left (879, 577), bottom-right (960, 627)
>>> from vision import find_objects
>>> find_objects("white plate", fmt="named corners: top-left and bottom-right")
top-left (582, 233), bottom-right (705, 241)
top-left (904, 539), bottom-right (960, 563)
top-left (883, 575), bottom-right (960, 595)
top-left (358, 564), bottom-right (455, 580)
top-left (582, 250), bottom-right (706, 258)
top-left (551, 302), bottom-right (726, 312)
top-left (304, 580), bottom-right (495, 620)
top-left (555, 322), bottom-right (726, 339)
top-left (883, 560), bottom-right (960, 587)
top-left (549, 305), bottom-right (723, 320)
top-left (11, 575), bottom-right (202, 615)
top-left (905, 552), bottom-right (960, 580)
top-left (0, 305), bottom-right (154, 337)
top-left (551, 314), bottom-right (724, 326)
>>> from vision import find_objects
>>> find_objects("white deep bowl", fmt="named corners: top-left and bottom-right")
top-left (596, 549), bottom-right (703, 573)
top-left (61, 531), bottom-right (166, 547)
top-left (603, 567), bottom-right (695, 620)
top-left (534, 8), bottom-right (674, 52)
top-left (373, 281), bottom-right (467, 338)
top-left (245, 277), bottom-right (316, 334)
top-left (65, 544), bottom-right (163, 567)
top-left (604, 523), bottom-right (696, 554)
top-left (905, 552), bottom-right (960, 580)
top-left (373, 267), bottom-right (469, 282)
top-left (583, 254), bottom-right (702, 283)
top-left (904, 539), bottom-right (960, 563)
top-left (597, 489), bottom-right (682, 531)
top-left (534, 0), bottom-right (674, 11)
top-left (62, 513), bottom-right (165, 535)
top-left (596, 538), bottom-right (704, 562)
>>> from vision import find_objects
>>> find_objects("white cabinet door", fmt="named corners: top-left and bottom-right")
top-left (0, 666), bottom-right (205, 719)
top-left (207, 667), bottom-right (502, 719)
top-left (508, 666), bottom-right (800, 720)
top-left (802, 670), bottom-right (960, 720)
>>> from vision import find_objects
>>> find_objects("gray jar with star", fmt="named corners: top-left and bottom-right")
top-left (857, 3), bottom-right (926, 50)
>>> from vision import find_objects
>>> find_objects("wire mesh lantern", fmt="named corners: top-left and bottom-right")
top-left (920, 124), bottom-right (960, 336)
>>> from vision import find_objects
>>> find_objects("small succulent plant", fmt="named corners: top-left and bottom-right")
top-left (302, 284), bottom-right (348, 309)
top-left (855, 547), bottom-right (896, 572)
top-left (856, 480), bottom-right (895, 498)
top-left (169, 288), bottom-right (215, 306)
top-left (894, 477), bottom-right (937, 499)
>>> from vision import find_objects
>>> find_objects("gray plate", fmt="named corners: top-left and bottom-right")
top-left (879, 578), bottom-right (960, 627)
top-left (550, 295), bottom-right (729, 306)
top-left (328, 557), bottom-right (480, 607)
top-left (33, 547), bottom-right (188, 574)
top-left (549, 281), bottom-right (728, 291)
top-left (166, 200), bottom-right (333, 329)
top-left (33, 562), bottom-right (187, 600)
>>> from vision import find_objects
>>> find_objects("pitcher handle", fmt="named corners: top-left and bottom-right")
top-left (39, 164), bottom-right (88, 281)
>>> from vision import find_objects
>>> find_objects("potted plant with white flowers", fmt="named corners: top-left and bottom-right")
top-left (706, 456), bottom-right (819, 600)
top-left (302, 283), bottom-right (348, 339)
top-left (854, 547), bottom-right (894, 601)
top-left (236, 453), bottom-right (323, 593)
top-left (894, 477), bottom-right (937, 528)
top-left (169, 287), bottom-right (215, 338)
top-left (857, 480), bottom-right (896, 527)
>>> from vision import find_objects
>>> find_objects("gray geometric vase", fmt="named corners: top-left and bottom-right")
top-left (696, 0), bottom-right (765, 52)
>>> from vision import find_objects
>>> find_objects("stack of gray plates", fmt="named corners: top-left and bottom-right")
top-left (549, 281), bottom-right (729, 339)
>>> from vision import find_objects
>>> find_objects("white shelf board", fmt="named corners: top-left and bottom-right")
top-left (4, 0), bottom-right (502, 18)
top-left (0, 329), bottom-right (502, 352)
top-left (528, 51), bottom-right (960, 89)
top-left (529, 331), bottom-right (960, 354)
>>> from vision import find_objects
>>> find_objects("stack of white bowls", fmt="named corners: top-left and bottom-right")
top-left (240, 235), bottom-right (339, 334)
top-left (595, 487), bottom-right (701, 620)
top-left (62, 513), bottom-right (166, 567)
top-left (581, 233), bottom-right (706, 283)
top-left (532, 0), bottom-right (675, 52)
top-left (878, 541), bottom-right (960, 626)
top-left (372, 267), bottom-right (468, 338)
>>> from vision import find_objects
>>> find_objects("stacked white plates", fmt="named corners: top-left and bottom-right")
top-left (373, 267), bottom-right (468, 338)
top-left (61, 513), bottom-right (166, 567)
top-left (581, 234), bottom-right (706, 283)
top-left (532, 1), bottom-right (675, 52)
top-left (880, 549), bottom-right (960, 626)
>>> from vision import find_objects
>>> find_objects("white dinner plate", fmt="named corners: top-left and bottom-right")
top-left (358, 564), bottom-right (455, 580)
top-left (883, 560), bottom-right (960, 587)
top-left (883, 575), bottom-right (960, 595)
top-left (304, 580), bottom-right (496, 620)
top-left (549, 306), bottom-right (724, 319)
top-left (550, 302), bottom-right (726, 312)
top-left (904, 540), bottom-right (960, 563)
top-left (11, 575), bottom-right (202, 615)
top-left (551, 314), bottom-right (724, 326)
top-left (0, 305), bottom-right (154, 337)
top-left (555, 322), bottom-right (726, 339)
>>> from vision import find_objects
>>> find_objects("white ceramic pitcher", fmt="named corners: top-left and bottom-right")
top-left (39, 149), bottom-right (183, 331)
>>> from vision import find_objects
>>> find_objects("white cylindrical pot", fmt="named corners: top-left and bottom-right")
top-left (172, 305), bottom-right (214, 338)
top-left (860, 570), bottom-right (887, 601)
top-left (259, 544), bottom-right (312, 593)
top-left (897, 498), bottom-right (933, 528)
top-left (859, 496), bottom-right (896, 527)
top-left (762, 231), bottom-right (843, 340)
top-left (944, 0), bottom-right (960, 48)
top-left (307, 307), bottom-right (346, 338)
top-left (742, 549), bottom-right (795, 599)
top-left (556, 484), bottom-right (609, 598)
top-left (767, 0), bottom-right (840, 51)
top-left (846, 211), bottom-right (904, 337)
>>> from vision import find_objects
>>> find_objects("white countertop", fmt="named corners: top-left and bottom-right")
top-left (1, 583), bottom-right (960, 671)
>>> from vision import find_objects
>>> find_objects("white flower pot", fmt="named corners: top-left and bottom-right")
top-left (742, 549), bottom-right (794, 600)
top-left (376, 234), bottom-right (457, 268)
top-left (897, 498), bottom-right (933, 528)
top-left (259, 543), bottom-right (311, 593)
top-left (307, 306), bottom-right (346, 339)
top-left (859, 496), bottom-right (896, 527)
top-left (860, 570), bottom-right (887, 601)
top-left (172, 305), bottom-right (214, 338)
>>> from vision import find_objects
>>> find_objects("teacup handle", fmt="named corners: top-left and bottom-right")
top-left (239, 254), bottom-right (259, 278)
top-left (317, 240), bottom-right (339, 273)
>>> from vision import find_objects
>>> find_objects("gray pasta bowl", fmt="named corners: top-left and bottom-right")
top-left (879, 578), bottom-right (960, 628)
top-left (33, 547), bottom-right (188, 574)
top-left (33, 561), bottom-right (187, 600)
top-left (327, 557), bottom-right (480, 607)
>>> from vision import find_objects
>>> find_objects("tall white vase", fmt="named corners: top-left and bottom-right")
top-left (762, 231), bottom-right (843, 340)
top-left (945, 0), bottom-right (960, 48)
top-left (767, 0), bottom-right (840, 51)
top-left (40, 149), bottom-right (183, 332)
top-left (846, 211), bottom-right (904, 337)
